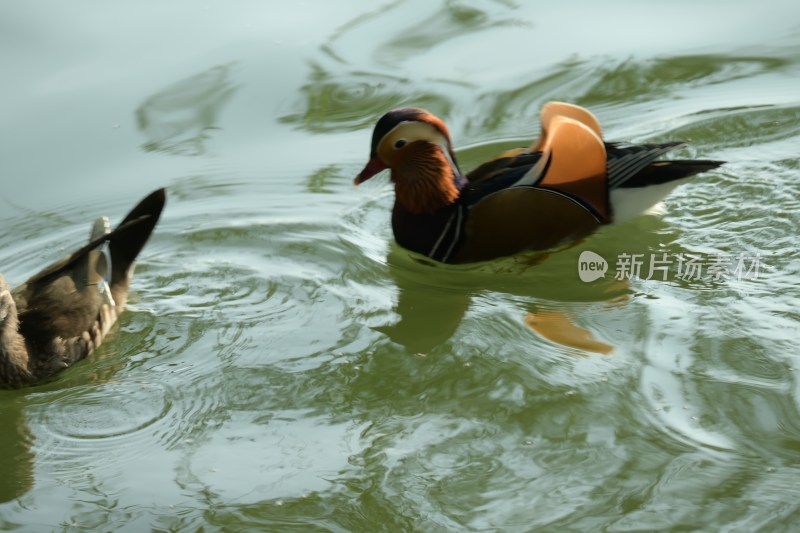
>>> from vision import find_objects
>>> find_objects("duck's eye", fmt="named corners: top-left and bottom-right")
top-left (394, 139), bottom-right (407, 149)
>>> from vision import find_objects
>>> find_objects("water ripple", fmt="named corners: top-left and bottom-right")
top-left (27, 381), bottom-right (172, 472)
top-left (2, 1), bottom-right (800, 530)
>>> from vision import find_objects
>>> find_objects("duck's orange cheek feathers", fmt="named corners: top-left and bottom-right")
top-left (355, 157), bottom-right (388, 185)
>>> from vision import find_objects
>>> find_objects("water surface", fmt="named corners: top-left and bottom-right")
top-left (1, 1), bottom-right (799, 531)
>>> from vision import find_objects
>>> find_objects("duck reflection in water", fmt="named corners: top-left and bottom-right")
top-left (136, 64), bottom-right (238, 156)
top-left (0, 396), bottom-right (33, 503)
top-left (377, 245), bottom-right (624, 356)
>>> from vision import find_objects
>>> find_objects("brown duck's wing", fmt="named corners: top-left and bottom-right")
top-left (534, 116), bottom-right (609, 222)
top-left (452, 187), bottom-right (601, 264)
top-left (467, 102), bottom-right (604, 184)
top-left (468, 102), bottom-right (603, 174)
top-left (12, 242), bottom-right (116, 355)
top-left (11, 188), bottom-right (165, 379)
top-left (465, 152), bottom-right (542, 186)
top-left (18, 221), bottom-right (126, 293)
top-left (530, 101), bottom-right (603, 153)
top-left (466, 115), bottom-right (609, 222)
top-left (13, 285), bottom-right (118, 378)
top-left (21, 189), bottom-right (165, 288)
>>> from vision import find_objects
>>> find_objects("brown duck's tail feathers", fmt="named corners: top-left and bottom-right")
top-left (57, 302), bottom-right (119, 368)
top-left (108, 188), bottom-right (166, 285)
top-left (89, 216), bottom-right (111, 241)
top-left (24, 189), bottom-right (166, 288)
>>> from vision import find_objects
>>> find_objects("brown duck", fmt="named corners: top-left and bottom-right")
top-left (355, 102), bottom-right (724, 263)
top-left (0, 189), bottom-right (165, 387)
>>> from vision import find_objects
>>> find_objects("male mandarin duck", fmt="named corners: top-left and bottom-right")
top-left (0, 189), bottom-right (165, 387)
top-left (355, 102), bottom-right (723, 264)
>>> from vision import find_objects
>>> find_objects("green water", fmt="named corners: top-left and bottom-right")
top-left (2, 1), bottom-right (799, 531)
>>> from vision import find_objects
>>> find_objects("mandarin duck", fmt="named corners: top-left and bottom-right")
top-left (0, 189), bottom-right (165, 387)
top-left (355, 102), bottom-right (724, 264)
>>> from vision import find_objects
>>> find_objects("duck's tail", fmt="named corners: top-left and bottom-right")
top-left (23, 188), bottom-right (166, 303)
top-left (107, 188), bottom-right (166, 289)
top-left (606, 141), bottom-right (725, 189)
top-left (615, 158), bottom-right (726, 188)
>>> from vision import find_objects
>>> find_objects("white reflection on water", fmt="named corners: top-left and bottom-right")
top-left (187, 410), bottom-right (368, 504)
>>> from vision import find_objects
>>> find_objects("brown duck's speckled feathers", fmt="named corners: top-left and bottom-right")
top-left (0, 188), bottom-right (165, 387)
top-left (356, 102), bottom-right (725, 264)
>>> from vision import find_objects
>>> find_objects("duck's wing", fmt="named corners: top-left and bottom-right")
top-left (465, 101), bottom-right (603, 183)
top-left (1, 277), bottom-right (34, 385)
top-left (10, 188), bottom-right (165, 380)
top-left (530, 101), bottom-right (602, 153)
top-left (527, 115), bottom-right (609, 220)
top-left (465, 151), bottom-right (542, 187)
top-left (451, 104), bottom-right (723, 262)
top-left (465, 111), bottom-right (609, 215)
top-left (452, 185), bottom-right (602, 263)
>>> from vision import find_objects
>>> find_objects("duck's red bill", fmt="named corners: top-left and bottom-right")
top-left (354, 157), bottom-right (388, 185)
